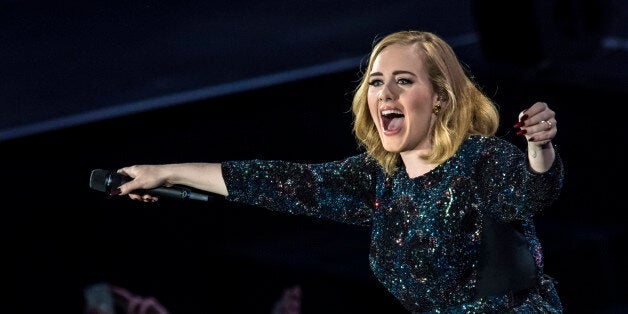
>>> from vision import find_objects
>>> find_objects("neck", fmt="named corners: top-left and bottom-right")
top-left (400, 149), bottom-right (437, 178)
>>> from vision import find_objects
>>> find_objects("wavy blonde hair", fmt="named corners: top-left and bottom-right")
top-left (352, 30), bottom-right (499, 175)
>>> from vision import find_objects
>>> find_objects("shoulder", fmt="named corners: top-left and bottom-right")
top-left (462, 135), bottom-right (521, 155)
top-left (456, 136), bottom-right (525, 169)
top-left (340, 152), bottom-right (380, 169)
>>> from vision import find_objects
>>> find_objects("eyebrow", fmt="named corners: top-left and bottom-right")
top-left (369, 70), bottom-right (417, 77)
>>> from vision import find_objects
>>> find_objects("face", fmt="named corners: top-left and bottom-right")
top-left (367, 43), bottom-right (440, 153)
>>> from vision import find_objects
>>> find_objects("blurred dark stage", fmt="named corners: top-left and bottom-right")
top-left (2, 1), bottom-right (627, 313)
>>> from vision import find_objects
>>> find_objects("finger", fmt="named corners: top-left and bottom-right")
top-left (514, 110), bottom-right (529, 129)
top-left (516, 104), bottom-right (555, 130)
top-left (114, 167), bottom-right (137, 195)
top-left (518, 109), bottom-right (528, 121)
top-left (116, 166), bottom-right (133, 177)
top-left (527, 122), bottom-right (557, 144)
top-left (528, 103), bottom-right (554, 125)
top-left (532, 119), bottom-right (555, 133)
top-left (125, 190), bottom-right (158, 202)
top-left (117, 168), bottom-right (147, 195)
top-left (515, 101), bottom-right (548, 125)
top-left (142, 194), bottom-right (158, 203)
top-left (526, 102), bottom-right (549, 117)
top-left (117, 180), bottom-right (139, 196)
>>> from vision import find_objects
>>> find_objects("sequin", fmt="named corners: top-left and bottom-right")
top-left (222, 135), bottom-right (564, 313)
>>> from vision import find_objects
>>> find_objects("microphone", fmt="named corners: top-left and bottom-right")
top-left (89, 169), bottom-right (211, 202)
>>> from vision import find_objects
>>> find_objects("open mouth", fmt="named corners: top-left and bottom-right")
top-left (381, 109), bottom-right (404, 131)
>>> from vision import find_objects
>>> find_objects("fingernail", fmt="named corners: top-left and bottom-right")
top-left (528, 137), bottom-right (535, 142)
top-left (516, 129), bottom-right (527, 136)
top-left (110, 188), bottom-right (121, 196)
top-left (513, 121), bottom-right (525, 128)
top-left (520, 114), bottom-right (529, 121)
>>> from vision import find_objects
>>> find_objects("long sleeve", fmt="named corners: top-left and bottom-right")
top-left (221, 153), bottom-right (379, 226)
top-left (476, 139), bottom-right (564, 222)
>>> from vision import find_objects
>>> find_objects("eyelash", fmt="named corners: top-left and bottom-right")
top-left (368, 78), bottom-right (412, 86)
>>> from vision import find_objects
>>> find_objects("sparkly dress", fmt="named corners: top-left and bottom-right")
top-left (222, 135), bottom-right (564, 313)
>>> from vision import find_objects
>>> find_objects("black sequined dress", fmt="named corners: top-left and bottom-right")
top-left (222, 135), bottom-right (564, 313)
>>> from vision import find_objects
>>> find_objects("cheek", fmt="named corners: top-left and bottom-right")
top-left (367, 97), bottom-right (379, 119)
top-left (407, 94), bottom-right (435, 114)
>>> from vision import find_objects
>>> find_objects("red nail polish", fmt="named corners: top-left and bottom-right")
top-left (516, 129), bottom-right (527, 136)
top-left (514, 121), bottom-right (525, 128)
top-left (528, 137), bottom-right (535, 142)
top-left (110, 188), bottom-right (121, 196)
top-left (520, 114), bottom-right (529, 121)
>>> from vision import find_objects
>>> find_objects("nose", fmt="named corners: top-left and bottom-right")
top-left (378, 81), bottom-right (395, 103)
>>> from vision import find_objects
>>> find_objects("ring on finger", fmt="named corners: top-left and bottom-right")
top-left (540, 120), bottom-right (553, 130)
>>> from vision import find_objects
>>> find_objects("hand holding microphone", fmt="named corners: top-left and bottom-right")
top-left (90, 167), bottom-right (211, 202)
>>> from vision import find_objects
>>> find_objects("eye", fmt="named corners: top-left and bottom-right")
top-left (397, 78), bottom-right (412, 85)
top-left (368, 79), bottom-right (383, 87)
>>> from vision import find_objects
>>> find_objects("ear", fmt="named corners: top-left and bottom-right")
top-left (433, 93), bottom-right (442, 105)
top-left (437, 92), bottom-right (448, 102)
top-left (433, 93), bottom-right (447, 115)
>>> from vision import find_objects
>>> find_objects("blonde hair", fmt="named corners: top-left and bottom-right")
top-left (352, 30), bottom-right (499, 175)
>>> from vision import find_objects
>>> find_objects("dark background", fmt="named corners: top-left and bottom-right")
top-left (2, 0), bottom-right (627, 313)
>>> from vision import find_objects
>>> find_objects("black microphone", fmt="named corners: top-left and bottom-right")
top-left (89, 169), bottom-right (211, 202)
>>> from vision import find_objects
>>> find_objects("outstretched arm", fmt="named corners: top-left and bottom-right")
top-left (115, 163), bottom-right (228, 202)
top-left (514, 102), bottom-right (558, 173)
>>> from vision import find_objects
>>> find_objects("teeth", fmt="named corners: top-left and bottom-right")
top-left (382, 109), bottom-right (403, 115)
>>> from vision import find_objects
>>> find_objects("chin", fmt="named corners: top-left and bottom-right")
top-left (382, 143), bottom-right (403, 153)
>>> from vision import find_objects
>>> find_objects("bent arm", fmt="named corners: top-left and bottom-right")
top-left (516, 102), bottom-right (558, 173)
top-left (477, 138), bottom-right (563, 221)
